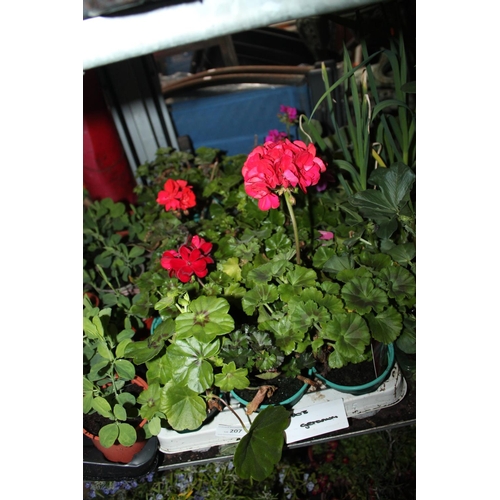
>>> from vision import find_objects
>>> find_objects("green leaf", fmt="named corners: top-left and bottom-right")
top-left (341, 278), bottom-right (388, 314)
top-left (83, 391), bottom-right (94, 414)
top-left (146, 416), bottom-right (162, 436)
top-left (265, 233), bottom-right (292, 258)
top-left (87, 360), bottom-right (110, 382)
top-left (336, 267), bottom-right (373, 283)
top-left (175, 296), bottom-right (235, 342)
top-left (146, 354), bottom-right (174, 385)
top-left (375, 217), bottom-right (399, 239)
top-left (365, 306), bottom-right (403, 344)
top-left (83, 377), bottom-right (94, 392)
top-left (124, 323), bottom-right (171, 364)
top-left (83, 317), bottom-right (101, 339)
top-left (99, 423), bottom-right (119, 448)
top-left (115, 337), bottom-right (131, 358)
top-left (117, 422), bottom-right (137, 447)
top-left (313, 249), bottom-right (353, 274)
top-left (92, 396), bottom-right (114, 419)
top-left (372, 98), bottom-right (414, 121)
top-left (128, 245), bottom-right (145, 259)
top-left (241, 284), bottom-right (279, 316)
top-left (219, 257), bottom-right (242, 281)
top-left (234, 406), bottom-right (290, 481)
top-left (114, 359), bottom-right (135, 380)
top-left (396, 316), bottom-right (416, 354)
top-left (215, 362), bottom-right (250, 392)
top-left (384, 243), bottom-right (416, 265)
top-left (358, 252), bottom-right (393, 272)
top-left (327, 348), bottom-right (349, 369)
top-left (289, 300), bottom-right (330, 334)
top-left (97, 342), bottom-right (112, 360)
top-left (248, 260), bottom-right (290, 284)
top-left (166, 337), bottom-right (218, 393)
top-left (116, 328), bottom-right (135, 343)
top-left (113, 403), bottom-right (128, 422)
top-left (349, 163), bottom-right (415, 222)
top-left (138, 383), bottom-right (163, 420)
top-left (264, 317), bottom-right (305, 355)
top-left (379, 266), bottom-right (416, 304)
top-left (160, 382), bottom-right (207, 431)
top-left (322, 314), bottom-right (371, 359)
top-left (154, 295), bottom-right (176, 311)
top-left (286, 266), bottom-right (318, 288)
top-left (116, 392), bottom-right (136, 407)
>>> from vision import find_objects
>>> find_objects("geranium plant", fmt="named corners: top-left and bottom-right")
top-left (84, 31), bottom-right (415, 480)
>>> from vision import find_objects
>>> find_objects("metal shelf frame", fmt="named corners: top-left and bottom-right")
top-left (83, 0), bottom-right (388, 70)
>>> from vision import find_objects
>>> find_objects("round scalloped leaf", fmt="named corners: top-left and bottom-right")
top-left (329, 313), bottom-right (371, 358)
top-left (166, 338), bottom-right (218, 393)
top-left (365, 306), bottom-right (403, 344)
top-left (396, 316), bottom-right (416, 354)
top-left (379, 266), bottom-right (416, 305)
top-left (265, 316), bottom-right (305, 355)
top-left (138, 383), bottom-right (162, 420)
top-left (265, 232), bottom-right (292, 258)
top-left (145, 354), bottom-right (174, 386)
top-left (241, 284), bottom-right (279, 316)
top-left (290, 300), bottom-right (330, 334)
top-left (214, 361), bottom-right (250, 392)
top-left (341, 277), bottom-right (388, 315)
top-left (175, 296), bottom-right (234, 341)
top-left (160, 383), bottom-right (207, 431)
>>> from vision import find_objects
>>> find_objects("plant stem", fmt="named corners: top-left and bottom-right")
top-left (210, 395), bottom-right (249, 433)
top-left (264, 303), bottom-right (274, 315)
top-left (284, 190), bottom-right (301, 266)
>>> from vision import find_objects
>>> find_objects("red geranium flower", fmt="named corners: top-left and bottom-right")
top-left (242, 139), bottom-right (326, 211)
top-left (156, 179), bottom-right (196, 212)
top-left (160, 236), bottom-right (213, 283)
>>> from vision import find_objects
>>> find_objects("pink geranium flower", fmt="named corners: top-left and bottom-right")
top-left (279, 105), bottom-right (298, 124)
top-left (242, 139), bottom-right (326, 211)
top-left (318, 231), bottom-right (334, 241)
top-left (265, 129), bottom-right (288, 143)
top-left (156, 179), bottom-right (196, 212)
top-left (160, 236), bottom-right (213, 283)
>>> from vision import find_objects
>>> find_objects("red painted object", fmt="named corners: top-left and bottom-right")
top-left (83, 69), bottom-right (137, 204)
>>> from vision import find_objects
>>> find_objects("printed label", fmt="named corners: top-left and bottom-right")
top-left (215, 424), bottom-right (246, 437)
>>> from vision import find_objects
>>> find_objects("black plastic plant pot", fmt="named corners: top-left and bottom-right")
top-left (83, 435), bottom-right (160, 481)
top-left (313, 344), bottom-right (396, 396)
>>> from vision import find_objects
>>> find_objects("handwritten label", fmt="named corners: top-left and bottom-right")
top-left (285, 399), bottom-right (349, 443)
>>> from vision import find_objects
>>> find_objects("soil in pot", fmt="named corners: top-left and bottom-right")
top-left (83, 381), bottom-right (145, 438)
top-left (322, 360), bottom-right (378, 387)
top-left (233, 374), bottom-right (307, 406)
top-left (83, 412), bottom-right (145, 438)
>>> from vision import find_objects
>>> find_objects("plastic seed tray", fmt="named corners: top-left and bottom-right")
top-left (158, 363), bottom-right (407, 454)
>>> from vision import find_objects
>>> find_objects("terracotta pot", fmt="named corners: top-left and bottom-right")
top-left (83, 291), bottom-right (100, 307)
top-left (83, 375), bottom-right (148, 464)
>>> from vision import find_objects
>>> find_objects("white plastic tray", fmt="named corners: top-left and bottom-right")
top-left (158, 362), bottom-right (407, 454)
